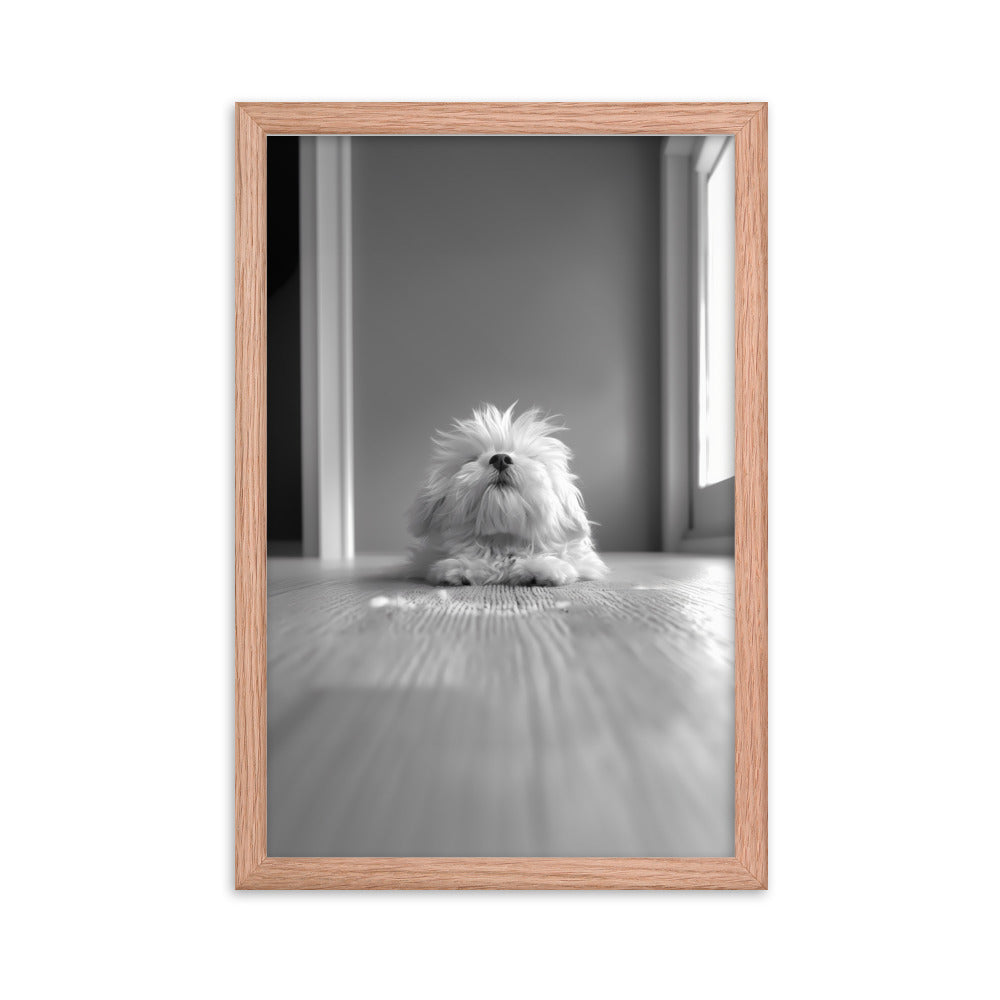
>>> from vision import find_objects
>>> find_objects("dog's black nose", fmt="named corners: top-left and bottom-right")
top-left (489, 453), bottom-right (513, 470)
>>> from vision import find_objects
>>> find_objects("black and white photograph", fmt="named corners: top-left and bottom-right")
top-left (9, 0), bottom-right (1000, 993)
top-left (266, 133), bottom-right (739, 858)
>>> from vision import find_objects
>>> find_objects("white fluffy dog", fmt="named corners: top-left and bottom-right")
top-left (408, 404), bottom-right (608, 586)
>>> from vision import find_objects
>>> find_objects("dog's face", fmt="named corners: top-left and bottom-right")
top-left (409, 405), bottom-right (591, 548)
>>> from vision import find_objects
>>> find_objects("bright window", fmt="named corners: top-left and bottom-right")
top-left (699, 138), bottom-right (736, 488)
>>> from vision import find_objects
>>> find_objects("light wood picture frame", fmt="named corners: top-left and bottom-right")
top-left (236, 102), bottom-right (767, 889)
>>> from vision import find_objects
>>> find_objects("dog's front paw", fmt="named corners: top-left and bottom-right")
top-left (427, 558), bottom-right (472, 585)
top-left (428, 558), bottom-right (492, 585)
top-left (511, 557), bottom-right (578, 587)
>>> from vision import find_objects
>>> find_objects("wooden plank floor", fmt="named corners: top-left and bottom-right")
top-left (267, 553), bottom-right (735, 858)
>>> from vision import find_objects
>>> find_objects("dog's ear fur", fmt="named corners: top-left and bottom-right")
top-left (407, 481), bottom-right (446, 539)
top-left (552, 478), bottom-right (591, 544)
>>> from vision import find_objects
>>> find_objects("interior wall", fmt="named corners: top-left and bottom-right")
top-left (351, 136), bottom-right (663, 554)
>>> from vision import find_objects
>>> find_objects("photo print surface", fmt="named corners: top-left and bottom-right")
top-left (266, 135), bottom-right (736, 857)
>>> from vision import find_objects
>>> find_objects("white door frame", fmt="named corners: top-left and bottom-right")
top-left (299, 136), bottom-right (354, 560)
top-left (661, 136), bottom-right (696, 552)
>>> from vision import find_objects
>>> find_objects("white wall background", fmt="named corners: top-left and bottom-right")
top-left (352, 136), bottom-right (662, 553)
top-left (2, 3), bottom-right (998, 998)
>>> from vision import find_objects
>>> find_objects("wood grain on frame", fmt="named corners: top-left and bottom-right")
top-left (734, 105), bottom-right (768, 888)
top-left (235, 105), bottom-right (268, 887)
top-left (235, 102), bottom-right (768, 889)
top-left (239, 101), bottom-right (764, 136)
top-left (240, 857), bottom-right (763, 891)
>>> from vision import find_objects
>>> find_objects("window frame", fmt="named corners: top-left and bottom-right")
top-left (689, 135), bottom-right (736, 546)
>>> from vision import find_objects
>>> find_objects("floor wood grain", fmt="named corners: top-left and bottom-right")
top-left (267, 553), bottom-right (734, 858)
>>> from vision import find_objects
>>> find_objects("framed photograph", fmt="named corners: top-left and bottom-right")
top-left (236, 102), bottom-right (767, 889)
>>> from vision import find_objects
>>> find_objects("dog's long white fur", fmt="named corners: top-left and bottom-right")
top-left (408, 404), bottom-right (608, 586)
